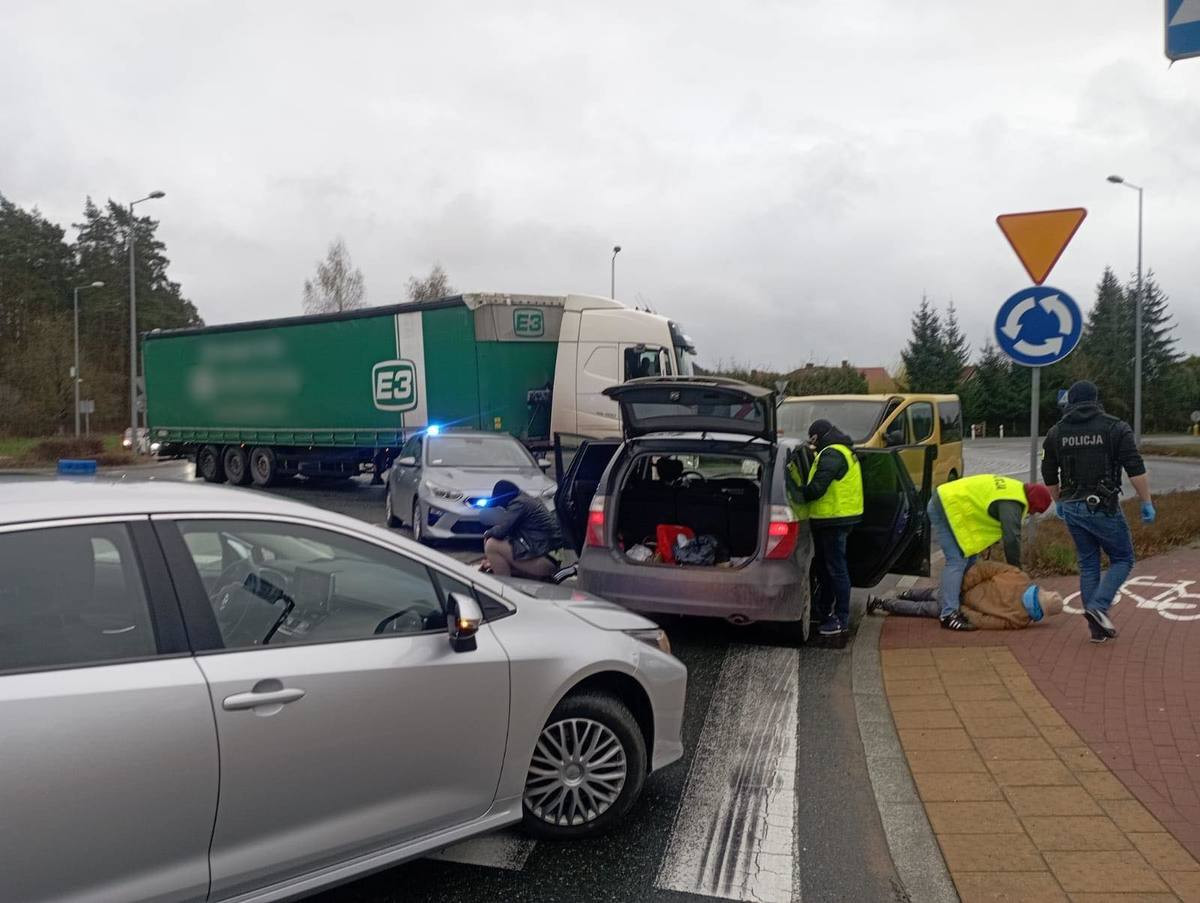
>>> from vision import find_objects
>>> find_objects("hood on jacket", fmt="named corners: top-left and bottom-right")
top-left (1062, 401), bottom-right (1105, 423)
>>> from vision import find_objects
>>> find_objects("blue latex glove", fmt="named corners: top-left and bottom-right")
top-left (1141, 501), bottom-right (1156, 524)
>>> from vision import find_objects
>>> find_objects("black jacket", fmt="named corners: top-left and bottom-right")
top-left (485, 494), bottom-right (564, 560)
top-left (801, 429), bottom-right (862, 527)
top-left (1042, 402), bottom-right (1145, 501)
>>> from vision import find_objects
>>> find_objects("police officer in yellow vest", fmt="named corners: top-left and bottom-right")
top-left (929, 474), bottom-right (1053, 631)
top-left (801, 420), bottom-right (865, 636)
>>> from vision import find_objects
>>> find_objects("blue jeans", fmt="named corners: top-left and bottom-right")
top-left (813, 525), bottom-right (852, 627)
top-left (1061, 500), bottom-right (1135, 615)
top-left (928, 495), bottom-right (975, 619)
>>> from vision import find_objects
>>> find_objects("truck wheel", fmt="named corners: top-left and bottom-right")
top-left (249, 446), bottom-right (278, 487)
top-left (197, 445), bottom-right (226, 483)
top-left (385, 487), bottom-right (402, 528)
top-left (223, 446), bottom-right (251, 485)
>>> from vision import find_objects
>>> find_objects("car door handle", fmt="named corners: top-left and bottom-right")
top-left (222, 688), bottom-right (306, 711)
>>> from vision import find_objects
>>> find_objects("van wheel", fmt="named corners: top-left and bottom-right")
top-left (197, 445), bottom-right (226, 483)
top-left (223, 446), bottom-right (251, 485)
top-left (521, 693), bottom-right (647, 840)
top-left (249, 446), bottom-right (278, 487)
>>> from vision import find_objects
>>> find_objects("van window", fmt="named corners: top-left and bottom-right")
top-left (939, 400), bottom-right (963, 442)
top-left (909, 402), bottom-right (935, 443)
top-left (883, 410), bottom-right (909, 446)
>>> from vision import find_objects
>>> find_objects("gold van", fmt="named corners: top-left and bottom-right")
top-left (777, 394), bottom-right (964, 490)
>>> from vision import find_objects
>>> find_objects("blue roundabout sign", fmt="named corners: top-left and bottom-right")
top-left (994, 285), bottom-right (1082, 368)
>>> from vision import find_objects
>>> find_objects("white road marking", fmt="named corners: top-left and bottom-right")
top-left (655, 644), bottom-right (799, 903)
top-left (425, 830), bottom-right (536, 871)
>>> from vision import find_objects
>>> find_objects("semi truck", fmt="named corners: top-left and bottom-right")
top-left (144, 292), bottom-right (697, 486)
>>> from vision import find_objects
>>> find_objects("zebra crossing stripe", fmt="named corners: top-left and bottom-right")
top-left (654, 644), bottom-right (800, 903)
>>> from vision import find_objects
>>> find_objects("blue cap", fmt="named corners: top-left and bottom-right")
top-left (1022, 585), bottom-right (1044, 622)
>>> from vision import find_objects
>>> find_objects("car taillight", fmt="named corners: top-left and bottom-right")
top-left (765, 504), bottom-right (799, 559)
top-left (585, 495), bottom-right (608, 548)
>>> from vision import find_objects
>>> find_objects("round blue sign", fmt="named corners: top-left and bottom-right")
top-left (994, 285), bottom-right (1082, 367)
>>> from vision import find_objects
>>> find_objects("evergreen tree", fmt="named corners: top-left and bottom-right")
top-left (900, 296), bottom-right (947, 393)
top-left (785, 363), bottom-right (869, 395)
top-left (961, 343), bottom-right (1022, 433)
top-left (941, 302), bottom-right (970, 393)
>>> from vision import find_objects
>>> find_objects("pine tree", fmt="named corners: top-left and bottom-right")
top-left (900, 296), bottom-right (947, 393)
top-left (941, 302), bottom-right (970, 391)
top-left (1078, 268), bottom-right (1131, 420)
top-left (961, 342), bottom-right (1022, 433)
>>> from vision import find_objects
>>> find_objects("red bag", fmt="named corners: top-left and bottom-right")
top-left (656, 524), bottom-right (695, 565)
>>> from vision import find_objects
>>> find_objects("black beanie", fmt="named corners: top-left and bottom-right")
top-left (1067, 380), bottom-right (1099, 405)
top-left (808, 419), bottom-right (833, 441)
top-left (491, 480), bottom-right (520, 505)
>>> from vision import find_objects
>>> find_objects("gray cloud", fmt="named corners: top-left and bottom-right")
top-left (3, 0), bottom-right (1198, 371)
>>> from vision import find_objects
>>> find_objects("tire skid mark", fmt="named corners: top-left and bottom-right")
top-left (654, 644), bottom-right (800, 903)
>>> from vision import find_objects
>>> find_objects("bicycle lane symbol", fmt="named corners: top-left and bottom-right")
top-left (1063, 575), bottom-right (1200, 622)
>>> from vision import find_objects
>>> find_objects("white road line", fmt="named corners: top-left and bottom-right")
top-left (655, 644), bottom-right (799, 903)
top-left (425, 830), bottom-right (536, 871)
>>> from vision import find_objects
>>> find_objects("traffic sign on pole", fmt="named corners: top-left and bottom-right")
top-left (1167, 0), bottom-right (1200, 60)
top-left (994, 286), bottom-right (1083, 368)
top-left (996, 208), bottom-right (1087, 285)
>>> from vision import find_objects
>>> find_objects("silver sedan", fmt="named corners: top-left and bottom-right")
top-left (0, 480), bottom-right (685, 903)
top-left (386, 429), bottom-right (558, 543)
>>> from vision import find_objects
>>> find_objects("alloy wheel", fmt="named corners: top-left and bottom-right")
top-left (412, 500), bottom-right (423, 542)
top-left (524, 717), bottom-right (628, 827)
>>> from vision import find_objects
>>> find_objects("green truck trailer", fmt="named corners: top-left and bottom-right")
top-left (144, 292), bottom-right (696, 485)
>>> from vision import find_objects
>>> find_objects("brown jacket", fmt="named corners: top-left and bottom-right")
top-left (961, 561), bottom-right (1061, 630)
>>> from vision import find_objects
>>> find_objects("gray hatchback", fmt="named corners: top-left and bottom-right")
top-left (555, 378), bottom-right (932, 642)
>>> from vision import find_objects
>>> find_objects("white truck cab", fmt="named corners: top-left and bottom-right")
top-left (549, 294), bottom-right (696, 438)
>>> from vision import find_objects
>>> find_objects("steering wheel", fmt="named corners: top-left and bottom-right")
top-left (679, 470), bottom-right (706, 484)
top-left (211, 559), bottom-right (290, 642)
top-left (374, 607), bottom-right (424, 635)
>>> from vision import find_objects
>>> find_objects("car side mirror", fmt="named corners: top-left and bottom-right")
top-left (537, 458), bottom-right (551, 471)
top-left (396, 456), bottom-right (417, 467)
top-left (446, 592), bottom-right (483, 653)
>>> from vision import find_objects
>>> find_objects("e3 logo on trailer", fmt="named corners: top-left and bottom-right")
top-left (372, 360), bottom-right (418, 411)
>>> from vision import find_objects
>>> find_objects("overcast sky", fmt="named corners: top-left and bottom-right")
top-left (4, 0), bottom-right (1198, 370)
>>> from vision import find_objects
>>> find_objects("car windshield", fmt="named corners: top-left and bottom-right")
top-left (777, 399), bottom-right (886, 442)
top-left (426, 435), bottom-right (537, 468)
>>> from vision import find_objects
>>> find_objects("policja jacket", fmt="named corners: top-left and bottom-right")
top-left (1042, 401), bottom-right (1145, 505)
top-left (799, 422), bottom-right (864, 528)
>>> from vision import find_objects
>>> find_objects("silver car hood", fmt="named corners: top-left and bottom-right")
top-left (424, 467), bottom-right (552, 496)
top-left (502, 579), bottom-right (658, 632)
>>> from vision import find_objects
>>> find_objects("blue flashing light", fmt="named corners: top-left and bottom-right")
top-left (426, 424), bottom-right (441, 436)
top-left (474, 497), bottom-right (491, 508)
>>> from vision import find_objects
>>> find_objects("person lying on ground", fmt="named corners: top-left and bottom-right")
top-left (866, 559), bottom-right (1064, 630)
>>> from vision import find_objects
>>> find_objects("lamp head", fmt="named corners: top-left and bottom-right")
top-left (148, 190), bottom-right (166, 199)
top-left (1106, 175), bottom-right (1124, 184)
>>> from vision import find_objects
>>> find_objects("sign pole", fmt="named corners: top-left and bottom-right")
top-left (1029, 366), bottom-right (1040, 482)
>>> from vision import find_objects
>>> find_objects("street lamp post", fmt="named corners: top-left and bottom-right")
top-left (128, 191), bottom-right (165, 452)
top-left (1106, 175), bottom-right (1144, 444)
top-left (72, 281), bottom-right (105, 437)
top-left (611, 245), bottom-right (621, 298)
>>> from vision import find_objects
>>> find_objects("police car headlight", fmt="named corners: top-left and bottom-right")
top-left (424, 482), bottom-right (463, 502)
top-left (624, 628), bottom-right (671, 655)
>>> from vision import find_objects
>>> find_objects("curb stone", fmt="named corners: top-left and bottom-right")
top-left (852, 613), bottom-right (958, 903)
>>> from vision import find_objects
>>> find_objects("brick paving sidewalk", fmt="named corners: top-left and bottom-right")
top-left (880, 544), bottom-right (1200, 867)
top-left (882, 644), bottom-right (1200, 902)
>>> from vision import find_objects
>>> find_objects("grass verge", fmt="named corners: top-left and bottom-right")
top-left (0, 435), bottom-right (134, 468)
top-left (1023, 490), bottom-right (1200, 577)
top-left (1141, 442), bottom-right (1200, 459)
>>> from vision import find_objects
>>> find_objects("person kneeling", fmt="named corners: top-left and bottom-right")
top-left (866, 560), bottom-right (1063, 630)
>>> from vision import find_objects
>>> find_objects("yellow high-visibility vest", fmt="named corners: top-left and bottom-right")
top-left (806, 444), bottom-right (864, 522)
top-left (936, 474), bottom-right (1027, 556)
